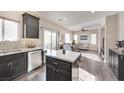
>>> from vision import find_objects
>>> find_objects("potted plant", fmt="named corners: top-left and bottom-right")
top-left (72, 40), bottom-right (76, 45)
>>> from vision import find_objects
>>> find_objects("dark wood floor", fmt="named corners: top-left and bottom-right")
top-left (16, 51), bottom-right (117, 81)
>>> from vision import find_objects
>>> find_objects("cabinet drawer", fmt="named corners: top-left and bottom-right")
top-left (46, 56), bottom-right (71, 71)
top-left (56, 60), bottom-right (71, 71)
top-left (56, 67), bottom-right (71, 81)
top-left (46, 57), bottom-right (54, 65)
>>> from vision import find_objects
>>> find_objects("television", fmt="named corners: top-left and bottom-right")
top-left (80, 35), bottom-right (88, 40)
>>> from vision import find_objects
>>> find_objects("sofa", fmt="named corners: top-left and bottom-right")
top-left (74, 43), bottom-right (98, 51)
top-left (77, 43), bottom-right (89, 50)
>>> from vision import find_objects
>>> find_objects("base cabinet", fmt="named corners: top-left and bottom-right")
top-left (118, 55), bottom-right (124, 80)
top-left (0, 61), bottom-right (10, 80)
top-left (10, 53), bottom-right (27, 79)
top-left (0, 52), bottom-right (27, 81)
top-left (56, 67), bottom-right (71, 81)
top-left (109, 49), bottom-right (124, 81)
top-left (46, 64), bottom-right (56, 81)
top-left (46, 56), bottom-right (72, 81)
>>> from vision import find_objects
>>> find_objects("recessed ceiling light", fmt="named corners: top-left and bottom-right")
top-left (58, 17), bottom-right (67, 21)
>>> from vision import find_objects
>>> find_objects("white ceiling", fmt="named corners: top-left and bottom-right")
top-left (39, 11), bottom-right (119, 31)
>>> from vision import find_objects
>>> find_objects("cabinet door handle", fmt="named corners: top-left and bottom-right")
top-left (24, 24), bottom-right (26, 37)
top-left (53, 68), bottom-right (56, 71)
top-left (10, 62), bottom-right (13, 69)
top-left (56, 69), bottom-right (59, 72)
top-left (121, 56), bottom-right (123, 60)
top-left (8, 63), bottom-right (10, 66)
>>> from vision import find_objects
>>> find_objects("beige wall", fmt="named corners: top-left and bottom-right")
top-left (39, 16), bottom-right (72, 47)
top-left (118, 12), bottom-right (124, 41)
top-left (100, 26), bottom-right (105, 49)
top-left (72, 29), bottom-right (99, 50)
top-left (104, 14), bottom-right (118, 62)
top-left (100, 13), bottom-right (124, 63)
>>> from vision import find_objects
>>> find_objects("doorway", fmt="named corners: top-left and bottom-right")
top-left (44, 29), bottom-right (57, 50)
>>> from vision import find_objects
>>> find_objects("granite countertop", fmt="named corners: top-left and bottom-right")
top-left (109, 48), bottom-right (124, 55)
top-left (46, 50), bottom-right (81, 63)
top-left (0, 47), bottom-right (43, 57)
top-left (23, 47), bottom-right (43, 52)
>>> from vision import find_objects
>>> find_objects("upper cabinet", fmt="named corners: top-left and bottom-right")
top-left (23, 13), bottom-right (40, 38)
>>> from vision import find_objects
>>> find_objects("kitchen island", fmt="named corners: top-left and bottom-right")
top-left (46, 50), bottom-right (81, 81)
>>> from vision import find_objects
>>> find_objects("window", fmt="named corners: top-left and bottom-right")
top-left (65, 33), bottom-right (70, 43)
top-left (4, 20), bottom-right (18, 41)
top-left (44, 30), bottom-right (52, 49)
top-left (0, 18), bottom-right (19, 41)
top-left (74, 34), bottom-right (78, 43)
top-left (91, 34), bottom-right (96, 44)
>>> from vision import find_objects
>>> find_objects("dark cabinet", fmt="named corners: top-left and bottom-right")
top-left (109, 50), bottom-right (118, 77)
top-left (109, 49), bottom-right (124, 80)
top-left (46, 64), bottom-right (56, 81)
top-left (56, 67), bottom-right (71, 81)
top-left (0, 59), bottom-right (10, 80)
top-left (0, 52), bottom-right (27, 81)
top-left (10, 53), bottom-right (27, 79)
top-left (46, 56), bottom-right (72, 81)
top-left (23, 13), bottom-right (40, 38)
top-left (118, 55), bottom-right (124, 80)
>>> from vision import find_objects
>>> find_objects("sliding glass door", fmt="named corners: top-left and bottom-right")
top-left (44, 30), bottom-right (52, 49)
top-left (44, 29), bottom-right (57, 50)
top-left (51, 32), bottom-right (57, 49)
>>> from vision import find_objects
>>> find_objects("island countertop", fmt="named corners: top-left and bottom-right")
top-left (109, 48), bottom-right (124, 55)
top-left (46, 49), bottom-right (81, 63)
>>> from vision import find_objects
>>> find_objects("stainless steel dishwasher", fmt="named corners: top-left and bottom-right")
top-left (28, 50), bottom-right (42, 72)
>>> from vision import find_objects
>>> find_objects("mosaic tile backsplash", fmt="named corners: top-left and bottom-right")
top-left (0, 39), bottom-right (41, 53)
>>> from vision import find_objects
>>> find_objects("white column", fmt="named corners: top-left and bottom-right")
top-left (98, 28), bottom-right (101, 54)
